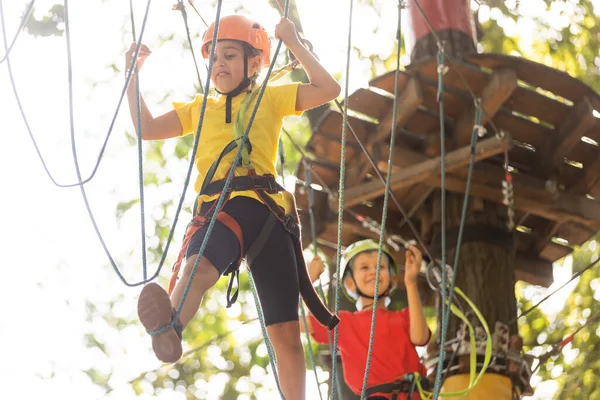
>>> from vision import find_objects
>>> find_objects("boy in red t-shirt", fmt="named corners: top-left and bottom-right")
top-left (305, 240), bottom-right (430, 399)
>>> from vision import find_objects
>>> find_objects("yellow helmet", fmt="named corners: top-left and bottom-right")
top-left (340, 239), bottom-right (398, 302)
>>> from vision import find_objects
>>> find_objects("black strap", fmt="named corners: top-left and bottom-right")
top-left (171, 308), bottom-right (184, 340)
top-left (254, 189), bottom-right (339, 330)
top-left (203, 174), bottom-right (282, 196)
top-left (226, 269), bottom-right (240, 308)
top-left (199, 140), bottom-right (254, 195)
top-left (246, 213), bottom-right (278, 266)
top-left (365, 377), bottom-right (428, 397)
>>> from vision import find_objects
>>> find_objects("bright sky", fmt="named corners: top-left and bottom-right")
top-left (0, 0), bottom-right (597, 399)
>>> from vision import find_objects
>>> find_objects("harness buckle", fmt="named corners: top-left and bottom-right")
top-left (254, 174), bottom-right (279, 194)
top-left (283, 214), bottom-right (300, 239)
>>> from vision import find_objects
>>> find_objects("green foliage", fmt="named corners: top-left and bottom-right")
top-left (520, 234), bottom-right (600, 399)
top-left (25, 4), bottom-right (65, 37)
top-left (480, 0), bottom-right (600, 92)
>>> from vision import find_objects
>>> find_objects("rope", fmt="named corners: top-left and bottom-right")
top-left (64, 0), bottom-right (152, 286)
top-left (331, 1), bottom-right (354, 398)
top-left (432, 45), bottom-right (449, 400)
top-left (533, 308), bottom-right (600, 373)
top-left (0, 0), bottom-right (35, 64)
top-left (1, 0), bottom-right (153, 189)
top-left (186, 0), bottom-right (209, 28)
top-left (414, 286), bottom-right (492, 399)
top-left (282, 126), bottom-right (397, 246)
top-left (173, 0), bottom-right (204, 95)
top-left (360, 1), bottom-right (403, 397)
top-left (306, 167), bottom-right (342, 400)
top-left (248, 272), bottom-right (286, 399)
top-left (509, 256), bottom-right (600, 326)
top-left (66, 0), bottom-right (202, 288)
top-left (410, 0), bottom-right (505, 140)
top-left (436, 104), bottom-right (484, 391)
top-left (128, 0), bottom-right (149, 280)
top-left (299, 303), bottom-right (324, 400)
top-left (332, 98), bottom-right (437, 263)
top-left (299, 166), bottom-right (325, 400)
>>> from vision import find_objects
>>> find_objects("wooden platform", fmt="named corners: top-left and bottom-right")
top-left (293, 53), bottom-right (600, 288)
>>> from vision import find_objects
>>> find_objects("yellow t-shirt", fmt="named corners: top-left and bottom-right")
top-left (173, 82), bottom-right (302, 211)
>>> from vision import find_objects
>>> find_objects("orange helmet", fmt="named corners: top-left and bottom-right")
top-left (201, 15), bottom-right (271, 65)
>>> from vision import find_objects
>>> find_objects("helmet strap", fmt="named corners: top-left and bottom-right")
top-left (214, 45), bottom-right (256, 123)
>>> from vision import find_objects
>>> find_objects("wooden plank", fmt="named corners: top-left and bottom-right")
top-left (369, 69), bottom-right (410, 95)
top-left (451, 162), bottom-right (600, 226)
top-left (566, 139), bottom-right (599, 167)
top-left (539, 97), bottom-right (596, 176)
top-left (507, 86), bottom-right (571, 127)
top-left (489, 108), bottom-right (553, 149)
top-left (454, 69), bottom-right (518, 148)
top-left (314, 109), bottom-right (377, 144)
top-left (419, 82), bottom-right (468, 118)
top-left (590, 181), bottom-right (600, 199)
top-left (540, 241), bottom-right (573, 262)
top-left (342, 88), bottom-right (393, 120)
top-left (514, 254), bottom-right (554, 287)
top-left (554, 222), bottom-right (597, 247)
top-left (467, 53), bottom-right (600, 107)
top-left (433, 172), bottom-right (600, 233)
top-left (571, 153), bottom-right (600, 196)
top-left (307, 132), bottom-right (361, 164)
top-left (556, 164), bottom-right (585, 190)
top-left (369, 77), bottom-right (424, 145)
top-left (297, 158), bottom-right (339, 189)
top-left (338, 135), bottom-right (511, 208)
top-left (409, 57), bottom-right (489, 94)
top-left (405, 109), bottom-right (441, 136)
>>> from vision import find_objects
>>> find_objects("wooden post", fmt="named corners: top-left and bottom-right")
top-left (405, 0), bottom-right (477, 64)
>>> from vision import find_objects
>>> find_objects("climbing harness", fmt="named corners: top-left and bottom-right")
top-left (365, 374), bottom-right (429, 400)
top-left (166, 14), bottom-right (339, 331)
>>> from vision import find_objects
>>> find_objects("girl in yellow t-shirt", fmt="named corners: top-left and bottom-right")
top-left (125, 15), bottom-right (340, 400)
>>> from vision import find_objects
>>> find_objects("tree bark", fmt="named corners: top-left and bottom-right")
top-left (426, 190), bottom-right (518, 372)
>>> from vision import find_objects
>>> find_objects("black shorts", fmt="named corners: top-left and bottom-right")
top-left (186, 196), bottom-right (299, 326)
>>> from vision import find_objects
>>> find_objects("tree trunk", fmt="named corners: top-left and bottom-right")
top-left (430, 191), bottom-right (517, 338)
top-left (426, 191), bottom-right (517, 398)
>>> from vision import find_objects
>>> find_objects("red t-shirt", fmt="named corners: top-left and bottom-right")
top-left (309, 308), bottom-right (430, 400)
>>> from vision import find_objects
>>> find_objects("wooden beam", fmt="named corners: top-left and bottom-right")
top-left (338, 135), bottom-right (511, 209)
top-left (514, 253), bottom-right (554, 287)
top-left (369, 77), bottom-right (424, 145)
top-left (540, 97), bottom-right (596, 175)
top-left (453, 69), bottom-right (518, 148)
top-left (426, 173), bottom-right (600, 232)
top-left (570, 145), bottom-right (600, 195)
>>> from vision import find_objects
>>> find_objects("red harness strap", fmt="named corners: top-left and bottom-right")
top-left (168, 211), bottom-right (244, 295)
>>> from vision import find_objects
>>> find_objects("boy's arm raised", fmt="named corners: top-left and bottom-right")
top-left (299, 256), bottom-right (327, 334)
top-left (405, 246), bottom-right (430, 346)
top-left (125, 43), bottom-right (183, 141)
